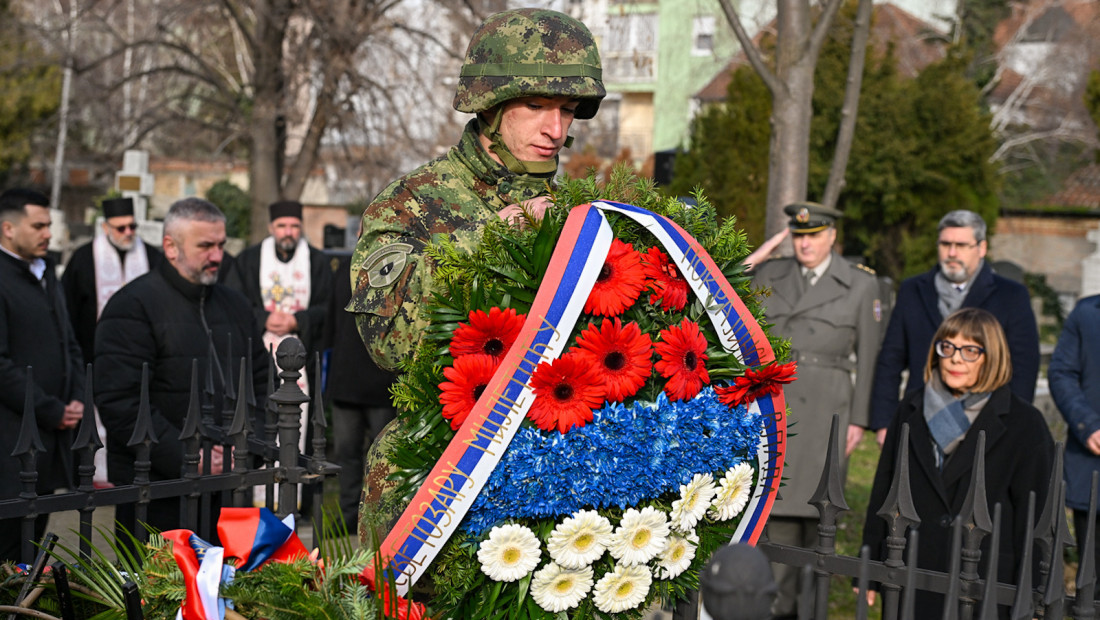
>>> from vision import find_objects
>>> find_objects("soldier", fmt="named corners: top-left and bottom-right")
top-left (346, 8), bottom-right (605, 542)
top-left (750, 202), bottom-right (884, 619)
top-left (348, 7), bottom-right (605, 372)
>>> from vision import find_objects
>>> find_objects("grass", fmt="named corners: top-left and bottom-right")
top-left (827, 432), bottom-right (884, 619)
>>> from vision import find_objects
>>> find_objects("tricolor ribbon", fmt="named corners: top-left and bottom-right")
top-left (163, 507), bottom-right (312, 620)
top-left (371, 202), bottom-right (786, 595)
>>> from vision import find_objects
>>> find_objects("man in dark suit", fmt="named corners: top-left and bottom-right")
top-left (868, 210), bottom-right (1039, 441)
top-left (1049, 295), bottom-right (1100, 569)
top-left (751, 202), bottom-right (884, 619)
top-left (0, 188), bottom-right (84, 562)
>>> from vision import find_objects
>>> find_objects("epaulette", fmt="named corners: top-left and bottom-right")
top-left (853, 263), bottom-right (876, 276)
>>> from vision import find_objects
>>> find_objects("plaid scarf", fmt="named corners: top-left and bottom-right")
top-left (923, 373), bottom-right (990, 470)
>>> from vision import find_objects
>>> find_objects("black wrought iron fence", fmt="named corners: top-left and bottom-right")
top-left (754, 415), bottom-right (1095, 620)
top-left (0, 337), bottom-right (338, 566)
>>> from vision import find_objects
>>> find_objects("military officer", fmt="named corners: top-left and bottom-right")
top-left (347, 8), bottom-right (605, 544)
top-left (750, 202), bottom-right (884, 619)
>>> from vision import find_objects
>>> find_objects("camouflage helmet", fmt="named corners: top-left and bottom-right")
top-left (453, 8), bottom-right (605, 120)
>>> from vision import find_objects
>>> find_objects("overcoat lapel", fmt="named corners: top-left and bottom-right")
top-left (961, 262), bottom-right (995, 309)
top-left (915, 269), bottom-right (943, 328)
top-left (791, 253), bottom-right (846, 315)
top-left (767, 260), bottom-right (803, 313)
top-left (904, 403), bottom-right (952, 508)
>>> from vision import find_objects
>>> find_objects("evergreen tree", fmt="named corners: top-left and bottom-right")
top-left (667, 67), bottom-right (771, 243)
top-left (0, 0), bottom-right (60, 185)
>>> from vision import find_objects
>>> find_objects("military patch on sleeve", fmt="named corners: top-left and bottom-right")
top-left (874, 299), bottom-right (883, 322)
top-left (363, 242), bottom-right (413, 288)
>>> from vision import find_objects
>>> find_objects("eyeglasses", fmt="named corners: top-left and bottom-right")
top-left (112, 223), bottom-right (138, 233)
top-left (937, 240), bottom-right (980, 251)
top-left (935, 340), bottom-right (985, 362)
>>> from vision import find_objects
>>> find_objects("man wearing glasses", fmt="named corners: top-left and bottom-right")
top-left (63, 197), bottom-right (162, 365)
top-left (868, 209), bottom-right (1039, 444)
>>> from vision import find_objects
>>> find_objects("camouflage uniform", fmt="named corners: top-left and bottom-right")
top-left (347, 121), bottom-right (557, 371)
top-left (346, 8), bottom-right (604, 546)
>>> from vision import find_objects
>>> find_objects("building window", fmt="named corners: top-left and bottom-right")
top-left (693, 15), bottom-right (715, 56)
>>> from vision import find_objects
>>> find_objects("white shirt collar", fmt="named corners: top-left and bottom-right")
top-left (0, 244), bottom-right (46, 280)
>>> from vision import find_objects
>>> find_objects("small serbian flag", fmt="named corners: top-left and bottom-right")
top-left (217, 507), bottom-right (309, 572)
top-left (161, 530), bottom-right (232, 620)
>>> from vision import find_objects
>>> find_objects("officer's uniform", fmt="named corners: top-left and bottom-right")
top-left (751, 203), bottom-right (884, 618)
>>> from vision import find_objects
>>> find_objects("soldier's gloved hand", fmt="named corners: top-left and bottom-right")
top-left (498, 196), bottom-right (553, 229)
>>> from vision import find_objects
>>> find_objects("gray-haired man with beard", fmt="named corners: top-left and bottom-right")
top-left (95, 198), bottom-right (268, 540)
top-left (867, 210), bottom-right (1039, 442)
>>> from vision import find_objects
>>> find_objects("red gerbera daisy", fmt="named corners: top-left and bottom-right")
top-left (450, 307), bottom-right (526, 359)
top-left (654, 319), bottom-right (710, 401)
top-left (574, 318), bottom-right (653, 402)
top-left (438, 354), bottom-right (499, 430)
top-left (527, 353), bottom-right (607, 434)
top-left (716, 361), bottom-right (798, 408)
top-left (642, 246), bottom-right (690, 311)
top-left (583, 239), bottom-right (647, 317)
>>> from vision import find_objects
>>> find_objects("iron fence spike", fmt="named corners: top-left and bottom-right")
top-left (958, 430), bottom-right (993, 548)
top-left (179, 359), bottom-right (204, 441)
top-left (1010, 492), bottom-right (1035, 620)
top-left (228, 358), bottom-right (251, 436)
top-left (72, 364), bottom-right (101, 452)
top-left (127, 363), bottom-right (159, 447)
top-left (809, 413), bottom-right (849, 523)
top-left (876, 423), bottom-right (920, 537)
top-left (1043, 481), bottom-right (1068, 610)
top-left (246, 337), bottom-right (257, 408)
top-left (977, 503), bottom-right (1002, 620)
top-left (12, 366), bottom-right (46, 457)
top-left (1032, 442), bottom-right (1064, 559)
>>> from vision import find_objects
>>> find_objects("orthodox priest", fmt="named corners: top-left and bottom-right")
top-left (62, 197), bottom-right (162, 364)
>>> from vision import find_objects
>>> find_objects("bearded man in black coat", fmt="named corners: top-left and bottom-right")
top-left (0, 188), bottom-right (85, 563)
top-left (95, 198), bottom-right (267, 540)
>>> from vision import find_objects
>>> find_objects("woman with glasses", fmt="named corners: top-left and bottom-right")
top-left (860, 307), bottom-right (1054, 617)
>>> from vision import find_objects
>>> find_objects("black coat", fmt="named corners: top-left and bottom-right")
top-left (868, 263), bottom-right (1039, 430)
top-left (224, 241), bottom-right (332, 357)
top-left (862, 385), bottom-right (1054, 617)
top-left (323, 255), bottom-right (395, 407)
top-left (0, 251), bottom-right (84, 496)
top-left (94, 260), bottom-right (268, 484)
top-left (61, 239), bottom-right (162, 364)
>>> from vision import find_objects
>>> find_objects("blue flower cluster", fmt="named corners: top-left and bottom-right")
top-left (461, 388), bottom-right (763, 534)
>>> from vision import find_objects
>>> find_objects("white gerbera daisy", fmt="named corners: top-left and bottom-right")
top-left (708, 462), bottom-right (754, 521)
top-left (477, 523), bottom-right (541, 582)
top-left (657, 531), bottom-right (699, 579)
top-left (608, 506), bottom-right (670, 565)
top-left (531, 562), bottom-right (594, 613)
top-left (593, 563), bottom-right (652, 613)
top-left (670, 473), bottom-right (718, 532)
top-left (547, 510), bottom-right (613, 569)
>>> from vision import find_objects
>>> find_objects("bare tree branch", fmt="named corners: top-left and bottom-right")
top-left (714, 0), bottom-right (781, 95)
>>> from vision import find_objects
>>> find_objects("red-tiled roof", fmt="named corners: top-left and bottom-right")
top-left (1036, 164), bottom-right (1100, 209)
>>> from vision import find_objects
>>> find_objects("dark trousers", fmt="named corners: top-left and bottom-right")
top-left (1075, 509), bottom-right (1100, 570)
top-left (332, 402), bottom-right (395, 530)
top-left (0, 514), bottom-right (49, 564)
top-left (767, 516), bottom-right (818, 618)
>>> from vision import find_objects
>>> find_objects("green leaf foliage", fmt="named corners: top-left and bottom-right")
top-left (206, 179), bottom-right (253, 239)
